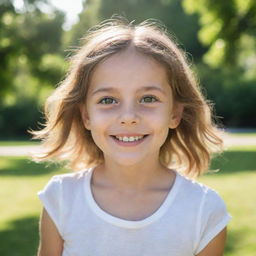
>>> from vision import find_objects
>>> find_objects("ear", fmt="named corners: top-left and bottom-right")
top-left (79, 104), bottom-right (91, 130)
top-left (169, 103), bottom-right (184, 129)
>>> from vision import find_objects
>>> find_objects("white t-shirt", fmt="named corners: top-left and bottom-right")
top-left (38, 167), bottom-right (231, 256)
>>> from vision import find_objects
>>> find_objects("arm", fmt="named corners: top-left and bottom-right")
top-left (196, 227), bottom-right (227, 256)
top-left (37, 208), bottom-right (64, 256)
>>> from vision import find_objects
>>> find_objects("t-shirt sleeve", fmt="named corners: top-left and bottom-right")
top-left (37, 175), bottom-right (63, 236)
top-left (194, 188), bottom-right (232, 254)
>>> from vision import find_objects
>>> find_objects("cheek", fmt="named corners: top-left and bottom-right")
top-left (144, 106), bottom-right (171, 124)
top-left (87, 110), bottom-right (114, 145)
top-left (148, 108), bottom-right (171, 139)
top-left (88, 108), bottom-right (114, 125)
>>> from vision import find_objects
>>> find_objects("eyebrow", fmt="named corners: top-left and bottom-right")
top-left (91, 85), bottom-right (165, 96)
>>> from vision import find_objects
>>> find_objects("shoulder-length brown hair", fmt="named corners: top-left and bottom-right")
top-left (28, 17), bottom-right (224, 178)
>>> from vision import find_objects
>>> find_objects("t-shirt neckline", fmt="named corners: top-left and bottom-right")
top-left (84, 166), bottom-right (182, 229)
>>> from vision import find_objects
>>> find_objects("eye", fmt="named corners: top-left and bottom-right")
top-left (140, 95), bottom-right (159, 103)
top-left (98, 97), bottom-right (118, 104)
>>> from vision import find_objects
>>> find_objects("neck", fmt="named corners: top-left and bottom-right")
top-left (93, 157), bottom-right (173, 193)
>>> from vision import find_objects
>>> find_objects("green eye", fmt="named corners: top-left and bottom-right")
top-left (99, 97), bottom-right (117, 104)
top-left (141, 96), bottom-right (158, 103)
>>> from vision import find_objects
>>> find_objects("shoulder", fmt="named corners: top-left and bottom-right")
top-left (49, 168), bottom-right (91, 186)
top-left (175, 173), bottom-right (231, 255)
top-left (39, 168), bottom-right (92, 195)
top-left (177, 173), bottom-right (214, 196)
top-left (177, 173), bottom-right (227, 210)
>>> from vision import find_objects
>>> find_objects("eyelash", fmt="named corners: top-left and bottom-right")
top-left (97, 96), bottom-right (159, 105)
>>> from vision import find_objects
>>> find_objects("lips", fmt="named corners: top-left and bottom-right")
top-left (110, 134), bottom-right (148, 141)
top-left (109, 134), bottom-right (149, 146)
top-left (110, 134), bottom-right (148, 137)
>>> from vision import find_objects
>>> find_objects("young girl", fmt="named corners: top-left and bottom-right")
top-left (30, 17), bottom-right (232, 256)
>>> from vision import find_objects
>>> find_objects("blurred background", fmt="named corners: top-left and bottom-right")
top-left (0, 0), bottom-right (255, 255)
top-left (1, 0), bottom-right (256, 138)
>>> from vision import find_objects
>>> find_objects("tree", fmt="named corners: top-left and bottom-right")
top-left (0, 0), bottom-right (65, 99)
top-left (67, 0), bottom-right (205, 61)
top-left (98, 0), bottom-right (204, 58)
top-left (182, 0), bottom-right (256, 69)
top-left (0, 0), bottom-right (66, 138)
top-left (65, 0), bottom-right (101, 48)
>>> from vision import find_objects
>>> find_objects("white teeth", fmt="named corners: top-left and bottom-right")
top-left (124, 136), bottom-right (130, 142)
top-left (115, 135), bottom-right (144, 142)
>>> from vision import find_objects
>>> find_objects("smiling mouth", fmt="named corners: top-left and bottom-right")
top-left (110, 135), bottom-right (149, 142)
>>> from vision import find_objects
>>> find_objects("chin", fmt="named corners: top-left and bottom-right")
top-left (108, 155), bottom-right (147, 167)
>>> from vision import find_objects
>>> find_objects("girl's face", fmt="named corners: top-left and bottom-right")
top-left (81, 48), bottom-right (183, 166)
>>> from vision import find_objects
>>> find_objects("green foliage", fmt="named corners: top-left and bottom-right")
top-left (65, 0), bottom-right (101, 48)
top-left (182, 0), bottom-right (256, 68)
top-left (0, 0), bottom-right (65, 98)
top-left (1, 0), bottom-right (255, 140)
top-left (67, 0), bottom-right (205, 59)
top-left (0, 0), bottom-right (67, 139)
top-left (197, 63), bottom-right (256, 127)
top-left (0, 97), bottom-right (44, 139)
top-left (98, 0), bottom-right (205, 58)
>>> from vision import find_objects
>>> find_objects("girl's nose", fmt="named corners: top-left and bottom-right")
top-left (118, 104), bottom-right (140, 125)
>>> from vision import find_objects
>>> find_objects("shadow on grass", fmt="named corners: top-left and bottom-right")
top-left (210, 151), bottom-right (256, 174)
top-left (0, 157), bottom-right (68, 176)
top-left (0, 216), bottom-right (39, 256)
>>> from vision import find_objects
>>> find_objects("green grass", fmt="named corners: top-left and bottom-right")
top-left (0, 141), bottom-right (39, 146)
top-left (230, 133), bottom-right (256, 137)
top-left (0, 147), bottom-right (255, 255)
top-left (0, 157), bottom-right (68, 256)
top-left (227, 145), bottom-right (256, 151)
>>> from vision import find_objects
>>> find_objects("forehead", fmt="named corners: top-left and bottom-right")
top-left (88, 47), bottom-right (171, 94)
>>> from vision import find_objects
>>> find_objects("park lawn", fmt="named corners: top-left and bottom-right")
top-left (0, 157), bottom-right (68, 256)
top-left (198, 172), bottom-right (256, 256)
top-left (0, 141), bottom-right (39, 146)
top-left (0, 146), bottom-right (256, 256)
top-left (230, 133), bottom-right (256, 137)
